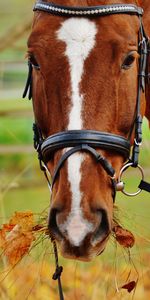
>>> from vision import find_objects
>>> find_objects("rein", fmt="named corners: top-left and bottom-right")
top-left (23, 1), bottom-right (150, 299)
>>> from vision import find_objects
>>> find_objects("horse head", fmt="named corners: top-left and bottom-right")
top-left (25, 0), bottom-right (150, 261)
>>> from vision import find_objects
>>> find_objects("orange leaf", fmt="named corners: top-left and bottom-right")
top-left (0, 212), bottom-right (36, 265)
top-left (121, 281), bottom-right (136, 293)
top-left (0, 229), bottom-right (6, 248)
top-left (9, 211), bottom-right (34, 231)
top-left (4, 224), bottom-right (34, 265)
top-left (113, 225), bottom-right (135, 248)
top-left (3, 224), bottom-right (15, 232)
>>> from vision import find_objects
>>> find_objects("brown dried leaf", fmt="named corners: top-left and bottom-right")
top-left (4, 224), bottom-right (34, 265)
top-left (0, 211), bottom-right (35, 265)
top-left (121, 281), bottom-right (136, 293)
top-left (113, 225), bottom-right (135, 248)
top-left (0, 229), bottom-right (6, 248)
top-left (3, 224), bottom-right (15, 232)
top-left (9, 211), bottom-right (34, 231)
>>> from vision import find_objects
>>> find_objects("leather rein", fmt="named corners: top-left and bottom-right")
top-left (23, 2), bottom-right (150, 299)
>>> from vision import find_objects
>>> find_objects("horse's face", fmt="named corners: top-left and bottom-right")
top-left (28, 0), bottom-right (148, 261)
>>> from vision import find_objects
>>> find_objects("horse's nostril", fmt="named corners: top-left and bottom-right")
top-left (48, 209), bottom-right (63, 239)
top-left (92, 209), bottom-right (110, 243)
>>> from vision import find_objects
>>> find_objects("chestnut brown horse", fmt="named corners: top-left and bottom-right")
top-left (24, 0), bottom-right (150, 261)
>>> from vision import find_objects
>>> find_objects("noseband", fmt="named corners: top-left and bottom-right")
top-left (23, 1), bottom-right (150, 299)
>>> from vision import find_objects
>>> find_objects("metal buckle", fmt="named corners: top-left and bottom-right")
top-left (134, 138), bottom-right (142, 146)
top-left (117, 162), bottom-right (144, 196)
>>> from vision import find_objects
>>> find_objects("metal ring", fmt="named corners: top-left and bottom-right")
top-left (118, 162), bottom-right (144, 196)
top-left (134, 138), bottom-right (142, 146)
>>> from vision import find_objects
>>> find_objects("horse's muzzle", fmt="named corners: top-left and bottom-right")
top-left (48, 206), bottom-right (111, 260)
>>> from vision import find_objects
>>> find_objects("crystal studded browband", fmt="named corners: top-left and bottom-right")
top-left (33, 1), bottom-right (143, 17)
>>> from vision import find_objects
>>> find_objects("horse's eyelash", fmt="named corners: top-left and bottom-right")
top-left (25, 51), bottom-right (32, 59)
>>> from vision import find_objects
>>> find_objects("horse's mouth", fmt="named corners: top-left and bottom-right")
top-left (60, 238), bottom-right (109, 261)
top-left (50, 230), bottom-right (110, 261)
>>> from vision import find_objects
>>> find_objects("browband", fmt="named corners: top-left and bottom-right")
top-left (34, 1), bottom-right (143, 17)
top-left (41, 130), bottom-right (131, 162)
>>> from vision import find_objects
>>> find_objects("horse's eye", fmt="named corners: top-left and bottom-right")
top-left (29, 54), bottom-right (40, 70)
top-left (122, 54), bottom-right (136, 70)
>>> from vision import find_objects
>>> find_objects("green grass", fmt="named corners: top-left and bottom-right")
top-left (1, 70), bottom-right (27, 86)
top-left (1, 186), bottom-right (50, 219)
top-left (0, 48), bottom-right (26, 62)
top-left (0, 99), bottom-right (32, 112)
top-left (0, 117), bottom-right (33, 144)
top-left (117, 182), bottom-right (150, 223)
top-left (0, 153), bottom-right (34, 171)
top-left (0, 0), bottom-right (32, 61)
top-left (143, 117), bottom-right (150, 139)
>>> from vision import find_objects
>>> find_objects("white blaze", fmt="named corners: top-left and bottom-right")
top-left (57, 18), bottom-right (97, 246)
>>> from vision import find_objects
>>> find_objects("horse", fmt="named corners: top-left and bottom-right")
top-left (23, 0), bottom-right (150, 262)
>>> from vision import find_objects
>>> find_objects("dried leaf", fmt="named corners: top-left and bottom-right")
top-left (121, 281), bottom-right (136, 293)
top-left (113, 225), bottom-right (135, 248)
top-left (0, 229), bottom-right (6, 248)
top-left (3, 224), bottom-right (15, 232)
top-left (4, 224), bottom-right (34, 265)
top-left (0, 211), bottom-right (35, 265)
top-left (9, 211), bottom-right (34, 231)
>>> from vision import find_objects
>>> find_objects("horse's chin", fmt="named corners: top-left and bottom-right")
top-left (61, 250), bottom-right (94, 262)
top-left (58, 236), bottom-right (109, 262)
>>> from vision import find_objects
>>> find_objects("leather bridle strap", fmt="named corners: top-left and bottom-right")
top-left (51, 144), bottom-right (115, 187)
top-left (41, 130), bottom-right (130, 161)
top-left (22, 61), bottom-right (32, 100)
top-left (32, 125), bottom-right (132, 202)
top-left (50, 144), bottom-right (117, 200)
top-left (40, 130), bottom-right (131, 191)
top-left (33, 126), bottom-right (130, 188)
top-left (131, 22), bottom-right (148, 166)
top-left (34, 1), bottom-right (143, 17)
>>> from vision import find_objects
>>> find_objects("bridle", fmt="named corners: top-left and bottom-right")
top-left (23, 0), bottom-right (150, 197)
top-left (23, 1), bottom-right (150, 299)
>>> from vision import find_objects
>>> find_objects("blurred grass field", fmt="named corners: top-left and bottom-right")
top-left (0, 1), bottom-right (150, 299)
top-left (0, 97), bottom-right (150, 219)
top-left (0, 98), bottom-right (150, 300)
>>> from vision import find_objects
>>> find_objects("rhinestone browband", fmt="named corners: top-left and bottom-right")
top-left (33, 1), bottom-right (143, 17)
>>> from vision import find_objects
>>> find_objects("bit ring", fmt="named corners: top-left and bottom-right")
top-left (118, 162), bottom-right (144, 196)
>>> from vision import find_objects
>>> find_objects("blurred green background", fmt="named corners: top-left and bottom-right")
top-left (0, 0), bottom-right (50, 222)
top-left (0, 1), bottom-right (150, 299)
top-left (0, 0), bottom-right (150, 231)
